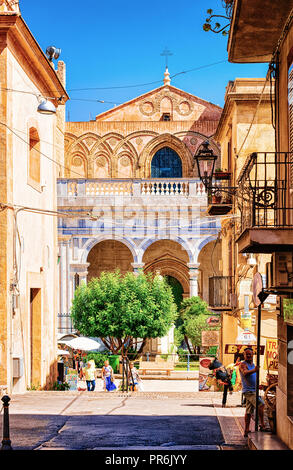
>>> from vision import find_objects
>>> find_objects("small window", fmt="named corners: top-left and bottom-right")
top-left (28, 127), bottom-right (41, 189)
top-left (162, 113), bottom-right (171, 121)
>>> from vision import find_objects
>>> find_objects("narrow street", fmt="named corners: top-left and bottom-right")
top-left (1, 391), bottom-right (247, 451)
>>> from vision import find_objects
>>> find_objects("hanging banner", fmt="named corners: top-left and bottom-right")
top-left (264, 338), bottom-right (278, 371)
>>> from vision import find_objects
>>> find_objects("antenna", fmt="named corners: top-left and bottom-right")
top-left (46, 46), bottom-right (61, 62)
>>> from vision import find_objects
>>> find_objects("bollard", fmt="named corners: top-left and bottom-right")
top-left (187, 354), bottom-right (190, 372)
top-left (1, 395), bottom-right (12, 450)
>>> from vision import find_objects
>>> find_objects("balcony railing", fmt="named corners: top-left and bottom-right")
top-left (57, 313), bottom-right (76, 334)
top-left (57, 178), bottom-right (206, 198)
top-left (207, 178), bottom-right (233, 215)
top-left (236, 152), bottom-right (293, 235)
top-left (209, 276), bottom-right (233, 309)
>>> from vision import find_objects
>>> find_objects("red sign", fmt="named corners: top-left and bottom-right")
top-left (225, 344), bottom-right (265, 355)
top-left (199, 358), bottom-right (212, 369)
top-left (206, 316), bottom-right (220, 325)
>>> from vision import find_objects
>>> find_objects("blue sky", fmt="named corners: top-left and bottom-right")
top-left (21, 0), bottom-right (269, 121)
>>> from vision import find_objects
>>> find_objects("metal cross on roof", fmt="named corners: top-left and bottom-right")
top-left (160, 47), bottom-right (173, 68)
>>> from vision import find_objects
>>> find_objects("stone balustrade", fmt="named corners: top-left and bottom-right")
top-left (58, 178), bottom-right (206, 199)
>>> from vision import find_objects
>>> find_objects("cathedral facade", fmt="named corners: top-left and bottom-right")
top-left (57, 70), bottom-right (223, 352)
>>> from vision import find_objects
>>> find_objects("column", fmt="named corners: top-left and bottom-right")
top-left (58, 236), bottom-right (71, 334)
top-left (188, 263), bottom-right (200, 297)
top-left (69, 263), bottom-right (90, 333)
top-left (131, 262), bottom-right (145, 275)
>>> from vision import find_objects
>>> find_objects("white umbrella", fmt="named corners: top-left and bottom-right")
top-left (64, 336), bottom-right (102, 351)
top-left (57, 349), bottom-right (70, 356)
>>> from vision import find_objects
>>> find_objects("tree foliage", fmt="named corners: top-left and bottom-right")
top-left (71, 270), bottom-right (177, 355)
top-left (177, 296), bottom-right (219, 354)
top-left (203, 1), bottom-right (233, 36)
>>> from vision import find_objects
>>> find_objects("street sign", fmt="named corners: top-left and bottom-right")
top-left (206, 316), bottom-right (220, 325)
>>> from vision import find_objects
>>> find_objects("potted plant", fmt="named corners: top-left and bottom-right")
top-left (212, 192), bottom-right (222, 203)
top-left (214, 168), bottom-right (231, 180)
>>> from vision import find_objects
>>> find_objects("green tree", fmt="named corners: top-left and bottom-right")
top-left (71, 270), bottom-right (177, 356)
top-left (178, 296), bottom-right (219, 354)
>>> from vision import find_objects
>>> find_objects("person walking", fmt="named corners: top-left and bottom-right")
top-left (239, 347), bottom-right (269, 436)
top-left (128, 362), bottom-right (144, 391)
top-left (102, 360), bottom-right (117, 392)
top-left (85, 360), bottom-right (96, 391)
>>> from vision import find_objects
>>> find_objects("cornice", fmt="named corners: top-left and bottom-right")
top-left (0, 14), bottom-right (69, 102)
top-left (214, 92), bottom-right (272, 142)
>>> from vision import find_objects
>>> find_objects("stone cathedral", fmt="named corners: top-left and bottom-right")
top-left (57, 69), bottom-right (223, 353)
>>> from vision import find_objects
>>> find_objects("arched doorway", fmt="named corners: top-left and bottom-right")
top-left (87, 240), bottom-right (134, 281)
top-left (151, 147), bottom-right (182, 178)
top-left (164, 275), bottom-right (184, 311)
top-left (197, 239), bottom-right (222, 304)
top-left (142, 240), bottom-right (190, 296)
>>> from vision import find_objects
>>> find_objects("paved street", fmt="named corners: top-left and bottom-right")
top-left (0, 390), bottom-right (248, 451)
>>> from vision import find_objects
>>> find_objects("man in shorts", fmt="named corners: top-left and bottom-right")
top-left (239, 347), bottom-right (268, 436)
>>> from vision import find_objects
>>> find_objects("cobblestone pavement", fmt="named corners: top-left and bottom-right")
top-left (0, 389), bottom-right (250, 451)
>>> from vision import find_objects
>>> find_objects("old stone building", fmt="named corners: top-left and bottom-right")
top-left (0, 2), bottom-right (68, 393)
top-left (213, 78), bottom-right (277, 382)
top-left (57, 69), bottom-right (223, 353)
top-left (226, 0), bottom-right (293, 449)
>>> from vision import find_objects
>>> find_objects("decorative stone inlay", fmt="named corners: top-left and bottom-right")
top-left (72, 156), bottom-right (83, 167)
top-left (96, 156), bottom-right (107, 167)
top-left (139, 101), bottom-right (155, 116)
top-left (136, 137), bottom-right (143, 146)
top-left (178, 101), bottom-right (191, 115)
top-left (190, 137), bottom-right (198, 146)
top-left (119, 156), bottom-right (130, 167)
top-left (109, 137), bottom-right (118, 147)
top-left (139, 90), bottom-right (194, 117)
top-left (84, 137), bottom-right (96, 148)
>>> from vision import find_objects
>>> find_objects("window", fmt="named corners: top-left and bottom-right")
top-left (162, 113), bottom-right (171, 121)
top-left (28, 127), bottom-right (41, 189)
top-left (151, 147), bottom-right (182, 178)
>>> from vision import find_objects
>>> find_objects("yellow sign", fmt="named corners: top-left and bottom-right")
top-left (241, 312), bottom-right (252, 329)
top-left (225, 344), bottom-right (265, 355)
top-left (264, 338), bottom-right (278, 371)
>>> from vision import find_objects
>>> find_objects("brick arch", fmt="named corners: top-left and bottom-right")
top-left (138, 134), bottom-right (194, 178)
top-left (70, 152), bottom-right (88, 178)
top-left (81, 236), bottom-right (138, 264)
top-left (86, 239), bottom-right (135, 281)
top-left (142, 239), bottom-right (191, 295)
top-left (91, 151), bottom-right (111, 178)
top-left (139, 237), bottom-right (194, 264)
top-left (144, 259), bottom-right (190, 295)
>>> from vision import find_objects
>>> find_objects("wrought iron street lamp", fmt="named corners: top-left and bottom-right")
top-left (194, 141), bottom-right (217, 189)
top-left (194, 141), bottom-right (237, 215)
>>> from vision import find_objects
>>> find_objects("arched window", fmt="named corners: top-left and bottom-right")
top-left (28, 127), bottom-right (40, 188)
top-left (151, 147), bottom-right (182, 178)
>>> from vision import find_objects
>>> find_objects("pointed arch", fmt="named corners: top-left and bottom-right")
top-left (138, 133), bottom-right (194, 178)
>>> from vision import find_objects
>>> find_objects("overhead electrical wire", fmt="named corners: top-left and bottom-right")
top-left (0, 121), bottom-right (86, 179)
